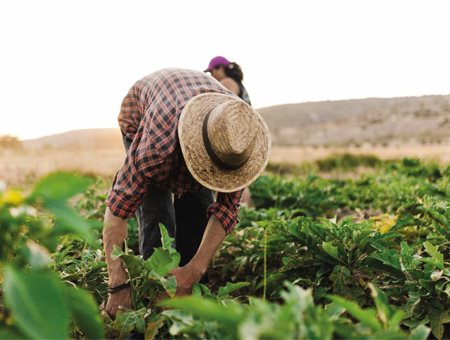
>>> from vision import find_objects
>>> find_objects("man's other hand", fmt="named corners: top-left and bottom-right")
top-left (105, 287), bottom-right (132, 320)
top-left (156, 265), bottom-right (203, 302)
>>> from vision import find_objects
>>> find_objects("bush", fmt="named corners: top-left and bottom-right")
top-left (0, 135), bottom-right (23, 150)
top-left (315, 153), bottom-right (382, 172)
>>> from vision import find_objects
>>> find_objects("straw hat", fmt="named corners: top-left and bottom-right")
top-left (179, 93), bottom-right (271, 193)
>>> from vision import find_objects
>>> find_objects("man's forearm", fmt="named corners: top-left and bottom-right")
top-left (103, 207), bottom-right (129, 287)
top-left (186, 215), bottom-right (226, 277)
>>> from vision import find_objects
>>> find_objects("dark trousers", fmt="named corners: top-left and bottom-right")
top-left (122, 134), bottom-right (214, 266)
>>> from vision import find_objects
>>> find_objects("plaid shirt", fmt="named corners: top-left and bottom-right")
top-left (106, 68), bottom-right (244, 234)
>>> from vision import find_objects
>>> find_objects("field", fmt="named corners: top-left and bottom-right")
top-left (2, 144), bottom-right (450, 186)
top-left (1, 152), bottom-right (450, 339)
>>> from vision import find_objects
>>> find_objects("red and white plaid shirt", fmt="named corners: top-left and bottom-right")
top-left (106, 68), bottom-right (243, 234)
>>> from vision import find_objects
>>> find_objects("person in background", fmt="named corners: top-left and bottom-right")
top-left (205, 56), bottom-right (253, 206)
top-left (204, 56), bottom-right (252, 106)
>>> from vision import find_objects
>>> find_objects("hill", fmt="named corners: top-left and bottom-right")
top-left (258, 94), bottom-right (450, 147)
top-left (22, 94), bottom-right (450, 149)
top-left (23, 128), bottom-right (123, 150)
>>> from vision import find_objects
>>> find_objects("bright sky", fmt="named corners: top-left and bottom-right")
top-left (1, 0), bottom-right (449, 140)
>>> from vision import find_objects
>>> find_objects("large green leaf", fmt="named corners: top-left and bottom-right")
top-left (428, 309), bottom-right (450, 340)
top-left (160, 296), bottom-right (245, 327)
top-left (370, 248), bottom-right (401, 270)
top-left (24, 172), bottom-right (95, 243)
top-left (161, 275), bottom-right (177, 297)
top-left (327, 295), bottom-right (382, 331)
top-left (419, 258), bottom-right (444, 270)
top-left (0, 326), bottom-right (27, 339)
top-left (354, 228), bottom-right (376, 246)
top-left (400, 241), bottom-right (414, 269)
top-left (218, 282), bottom-right (250, 299)
top-left (146, 248), bottom-right (173, 276)
top-left (114, 307), bottom-right (146, 340)
top-left (112, 245), bottom-right (144, 279)
top-left (147, 269), bottom-right (177, 297)
top-left (239, 318), bottom-right (293, 340)
top-left (324, 302), bottom-right (346, 319)
top-left (27, 172), bottom-right (93, 202)
top-left (111, 244), bottom-right (125, 260)
top-left (159, 223), bottom-right (175, 252)
top-left (20, 240), bottom-right (51, 270)
top-left (158, 223), bottom-right (180, 267)
top-left (145, 314), bottom-right (165, 340)
top-left (45, 200), bottom-right (93, 242)
top-left (162, 309), bottom-right (202, 336)
top-left (65, 286), bottom-right (104, 340)
top-left (304, 306), bottom-right (335, 340)
top-left (3, 267), bottom-right (70, 340)
top-left (423, 241), bottom-right (444, 268)
top-left (329, 265), bottom-right (364, 301)
top-left (368, 284), bottom-right (405, 329)
top-left (281, 282), bottom-right (315, 315)
top-left (255, 273), bottom-right (287, 290)
top-left (426, 208), bottom-right (450, 230)
top-left (322, 241), bottom-right (340, 260)
top-left (405, 291), bottom-right (425, 318)
top-left (409, 325), bottom-right (431, 340)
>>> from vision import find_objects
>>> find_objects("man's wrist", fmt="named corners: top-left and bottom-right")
top-left (108, 281), bottom-right (130, 294)
top-left (183, 215), bottom-right (226, 282)
top-left (109, 268), bottom-right (128, 287)
top-left (185, 260), bottom-right (207, 281)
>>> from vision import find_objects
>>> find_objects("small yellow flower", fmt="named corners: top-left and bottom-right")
top-left (371, 214), bottom-right (398, 234)
top-left (3, 189), bottom-right (24, 206)
top-left (358, 277), bottom-right (366, 287)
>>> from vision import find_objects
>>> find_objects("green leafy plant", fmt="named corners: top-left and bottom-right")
top-left (0, 173), bottom-right (104, 339)
top-left (109, 224), bottom-right (179, 339)
top-left (1, 157), bottom-right (449, 339)
top-left (161, 282), bottom-right (430, 340)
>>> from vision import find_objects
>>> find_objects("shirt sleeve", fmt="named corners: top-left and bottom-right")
top-left (118, 83), bottom-right (144, 141)
top-left (207, 189), bottom-right (244, 235)
top-left (106, 171), bottom-right (146, 219)
top-left (107, 77), bottom-right (171, 219)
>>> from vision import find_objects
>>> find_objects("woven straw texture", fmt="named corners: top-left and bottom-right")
top-left (179, 93), bottom-right (271, 193)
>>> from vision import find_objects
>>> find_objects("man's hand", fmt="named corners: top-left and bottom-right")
top-left (168, 266), bottom-right (201, 296)
top-left (156, 265), bottom-right (203, 302)
top-left (156, 215), bottom-right (227, 303)
top-left (105, 288), bottom-right (133, 320)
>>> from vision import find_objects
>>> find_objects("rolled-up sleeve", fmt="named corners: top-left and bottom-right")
top-left (118, 82), bottom-right (146, 141)
top-left (105, 167), bottom-right (148, 219)
top-left (207, 189), bottom-right (244, 235)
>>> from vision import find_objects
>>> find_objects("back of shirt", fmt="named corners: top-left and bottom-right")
top-left (108, 68), bottom-right (245, 234)
top-left (118, 68), bottom-right (233, 142)
top-left (238, 82), bottom-right (252, 106)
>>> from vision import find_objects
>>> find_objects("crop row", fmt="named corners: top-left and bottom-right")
top-left (0, 157), bottom-right (449, 339)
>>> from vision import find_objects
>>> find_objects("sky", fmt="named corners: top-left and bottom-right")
top-left (1, 0), bottom-right (449, 140)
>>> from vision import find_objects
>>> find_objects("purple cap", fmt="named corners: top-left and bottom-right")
top-left (204, 56), bottom-right (230, 72)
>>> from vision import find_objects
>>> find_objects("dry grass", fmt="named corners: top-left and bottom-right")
top-left (270, 144), bottom-right (450, 164)
top-left (1, 144), bottom-right (449, 187)
top-left (0, 149), bottom-right (126, 187)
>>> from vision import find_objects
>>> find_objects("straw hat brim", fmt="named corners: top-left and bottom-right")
top-left (178, 93), bottom-right (271, 193)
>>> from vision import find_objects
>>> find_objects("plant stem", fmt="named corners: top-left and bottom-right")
top-left (263, 226), bottom-right (267, 301)
top-left (81, 241), bottom-right (87, 271)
